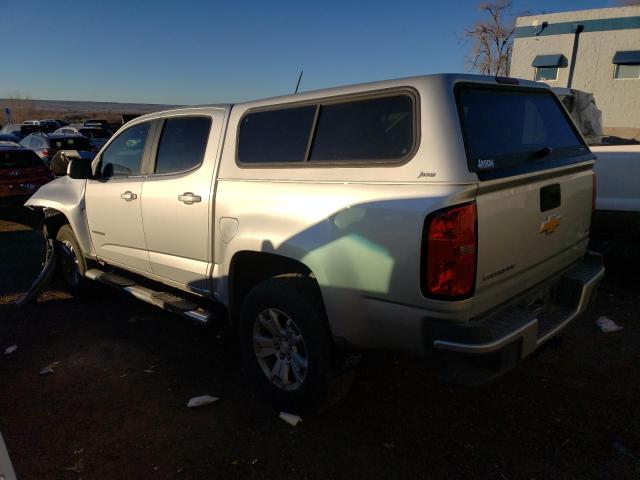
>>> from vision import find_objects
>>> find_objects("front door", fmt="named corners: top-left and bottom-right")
top-left (85, 120), bottom-right (155, 273)
top-left (140, 113), bottom-right (222, 292)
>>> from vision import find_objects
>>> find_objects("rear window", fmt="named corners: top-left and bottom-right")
top-left (238, 105), bottom-right (316, 164)
top-left (237, 91), bottom-right (416, 165)
top-left (309, 95), bottom-right (414, 162)
top-left (52, 137), bottom-right (94, 150)
top-left (0, 149), bottom-right (43, 169)
top-left (456, 85), bottom-right (590, 178)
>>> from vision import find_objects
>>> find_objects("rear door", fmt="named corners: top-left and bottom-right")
top-left (140, 112), bottom-right (224, 292)
top-left (85, 120), bottom-right (156, 272)
top-left (456, 84), bottom-right (595, 309)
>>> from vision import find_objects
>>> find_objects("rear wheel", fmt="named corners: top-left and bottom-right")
top-left (239, 274), bottom-right (352, 413)
top-left (55, 224), bottom-right (88, 296)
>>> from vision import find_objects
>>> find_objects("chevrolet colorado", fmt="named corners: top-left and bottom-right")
top-left (25, 74), bottom-right (604, 411)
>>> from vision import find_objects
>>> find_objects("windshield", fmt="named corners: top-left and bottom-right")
top-left (0, 149), bottom-right (44, 169)
top-left (456, 85), bottom-right (590, 179)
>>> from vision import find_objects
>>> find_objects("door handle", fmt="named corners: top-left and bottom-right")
top-left (120, 191), bottom-right (137, 201)
top-left (178, 192), bottom-right (202, 204)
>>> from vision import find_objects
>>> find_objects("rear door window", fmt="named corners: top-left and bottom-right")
top-left (238, 105), bottom-right (317, 164)
top-left (154, 116), bottom-right (211, 174)
top-left (456, 85), bottom-right (590, 179)
top-left (309, 95), bottom-right (414, 162)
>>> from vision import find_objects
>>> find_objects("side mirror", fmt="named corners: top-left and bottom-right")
top-left (67, 158), bottom-right (94, 179)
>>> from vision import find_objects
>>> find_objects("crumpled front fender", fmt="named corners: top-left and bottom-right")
top-left (25, 176), bottom-right (94, 257)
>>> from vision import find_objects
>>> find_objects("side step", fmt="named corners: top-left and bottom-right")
top-left (85, 268), bottom-right (211, 324)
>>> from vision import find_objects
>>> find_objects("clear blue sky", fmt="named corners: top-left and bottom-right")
top-left (0, 0), bottom-right (616, 105)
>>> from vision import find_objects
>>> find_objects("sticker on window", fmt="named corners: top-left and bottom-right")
top-left (477, 158), bottom-right (495, 169)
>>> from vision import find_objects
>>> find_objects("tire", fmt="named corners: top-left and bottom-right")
top-left (239, 274), bottom-right (350, 413)
top-left (55, 224), bottom-right (89, 296)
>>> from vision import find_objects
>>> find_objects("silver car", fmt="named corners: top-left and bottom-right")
top-left (26, 73), bottom-right (603, 411)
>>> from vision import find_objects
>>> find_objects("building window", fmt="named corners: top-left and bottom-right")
top-left (535, 67), bottom-right (558, 82)
top-left (614, 64), bottom-right (640, 79)
top-left (613, 50), bottom-right (640, 79)
top-left (531, 54), bottom-right (566, 83)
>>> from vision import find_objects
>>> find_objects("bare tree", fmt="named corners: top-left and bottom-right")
top-left (464, 0), bottom-right (516, 76)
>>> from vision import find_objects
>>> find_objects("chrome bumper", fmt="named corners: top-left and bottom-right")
top-left (432, 254), bottom-right (604, 384)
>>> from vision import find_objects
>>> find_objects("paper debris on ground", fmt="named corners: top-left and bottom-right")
top-left (4, 345), bottom-right (18, 355)
top-left (187, 395), bottom-right (219, 408)
top-left (596, 316), bottom-right (623, 333)
top-left (40, 361), bottom-right (60, 375)
top-left (279, 412), bottom-right (302, 427)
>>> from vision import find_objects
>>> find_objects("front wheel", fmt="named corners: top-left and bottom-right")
top-left (55, 224), bottom-right (89, 296)
top-left (239, 275), bottom-right (349, 413)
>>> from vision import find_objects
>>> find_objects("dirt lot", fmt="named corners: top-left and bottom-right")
top-left (0, 208), bottom-right (638, 479)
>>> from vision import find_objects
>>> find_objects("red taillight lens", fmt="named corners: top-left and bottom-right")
top-left (423, 203), bottom-right (477, 298)
top-left (41, 149), bottom-right (49, 157)
top-left (592, 174), bottom-right (597, 212)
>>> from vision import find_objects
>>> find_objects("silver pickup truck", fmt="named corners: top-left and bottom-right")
top-left (25, 74), bottom-right (604, 411)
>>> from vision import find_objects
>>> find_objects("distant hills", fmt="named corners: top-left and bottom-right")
top-left (0, 98), bottom-right (178, 125)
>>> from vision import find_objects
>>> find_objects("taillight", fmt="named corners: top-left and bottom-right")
top-left (592, 174), bottom-right (597, 212)
top-left (422, 202), bottom-right (477, 299)
top-left (41, 149), bottom-right (49, 157)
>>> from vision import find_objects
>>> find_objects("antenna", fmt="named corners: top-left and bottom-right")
top-left (294, 69), bottom-right (304, 94)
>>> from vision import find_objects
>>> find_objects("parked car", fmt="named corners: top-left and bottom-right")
top-left (41, 118), bottom-right (68, 129)
top-left (0, 133), bottom-right (21, 143)
top-left (54, 126), bottom-right (112, 149)
top-left (0, 124), bottom-right (25, 139)
top-left (83, 119), bottom-right (111, 130)
top-left (0, 145), bottom-right (53, 206)
top-left (26, 74), bottom-right (603, 411)
top-left (552, 87), bottom-right (640, 238)
top-left (0, 141), bottom-right (22, 148)
top-left (39, 120), bottom-right (60, 133)
top-left (19, 124), bottom-right (45, 136)
top-left (20, 133), bottom-right (97, 166)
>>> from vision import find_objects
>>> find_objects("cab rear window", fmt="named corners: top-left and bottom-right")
top-left (456, 85), bottom-right (590, 179)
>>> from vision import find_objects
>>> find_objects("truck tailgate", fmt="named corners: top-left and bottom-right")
top-left (474, 165), bottom-right (593, 312)
top-left (454, 82), bottom-right (596, 316)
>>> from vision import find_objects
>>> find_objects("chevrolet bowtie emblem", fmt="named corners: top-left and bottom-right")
top-left (540, 215), bottom-right (561, 235)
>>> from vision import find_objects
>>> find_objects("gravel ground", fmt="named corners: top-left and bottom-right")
top-left (0, 207), bottom-right (638, 480)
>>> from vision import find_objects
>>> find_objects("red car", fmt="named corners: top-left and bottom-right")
top-left (0, 146), bottom-right (54, 206)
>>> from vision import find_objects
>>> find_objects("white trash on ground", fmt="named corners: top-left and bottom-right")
top-left (39, 361), bottom-right (60, 375)
top-left (187, 395), bottom-right (219, 408)
top-left (279, 412), bottom-right (302, 427)
top-left (4, 345), bottom-right (18, 355)
top-left (596, 316), bottom-right (623, 333)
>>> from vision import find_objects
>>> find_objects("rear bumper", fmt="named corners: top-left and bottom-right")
top-left (431, 253), bottom-right (604, 384)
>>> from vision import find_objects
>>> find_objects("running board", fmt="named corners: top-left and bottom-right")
top-left (85, 268), bottom-right (211, 324)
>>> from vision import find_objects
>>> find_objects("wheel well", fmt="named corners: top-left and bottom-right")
top-left (228, 251), bottom-right (320, 319)
top-left (42, 208), bottom-right (70, 240)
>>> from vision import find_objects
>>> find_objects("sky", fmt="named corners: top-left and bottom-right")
top-left (0, 0), bottom-right (620, 105)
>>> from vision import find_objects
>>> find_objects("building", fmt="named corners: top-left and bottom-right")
top-left (510, 5), bottom-right (640, 139)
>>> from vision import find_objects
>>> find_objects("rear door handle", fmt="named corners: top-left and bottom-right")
top-left (120, 191), bottom-right (137, 201)
top-left (178, 192), bottom-right (201, 204)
